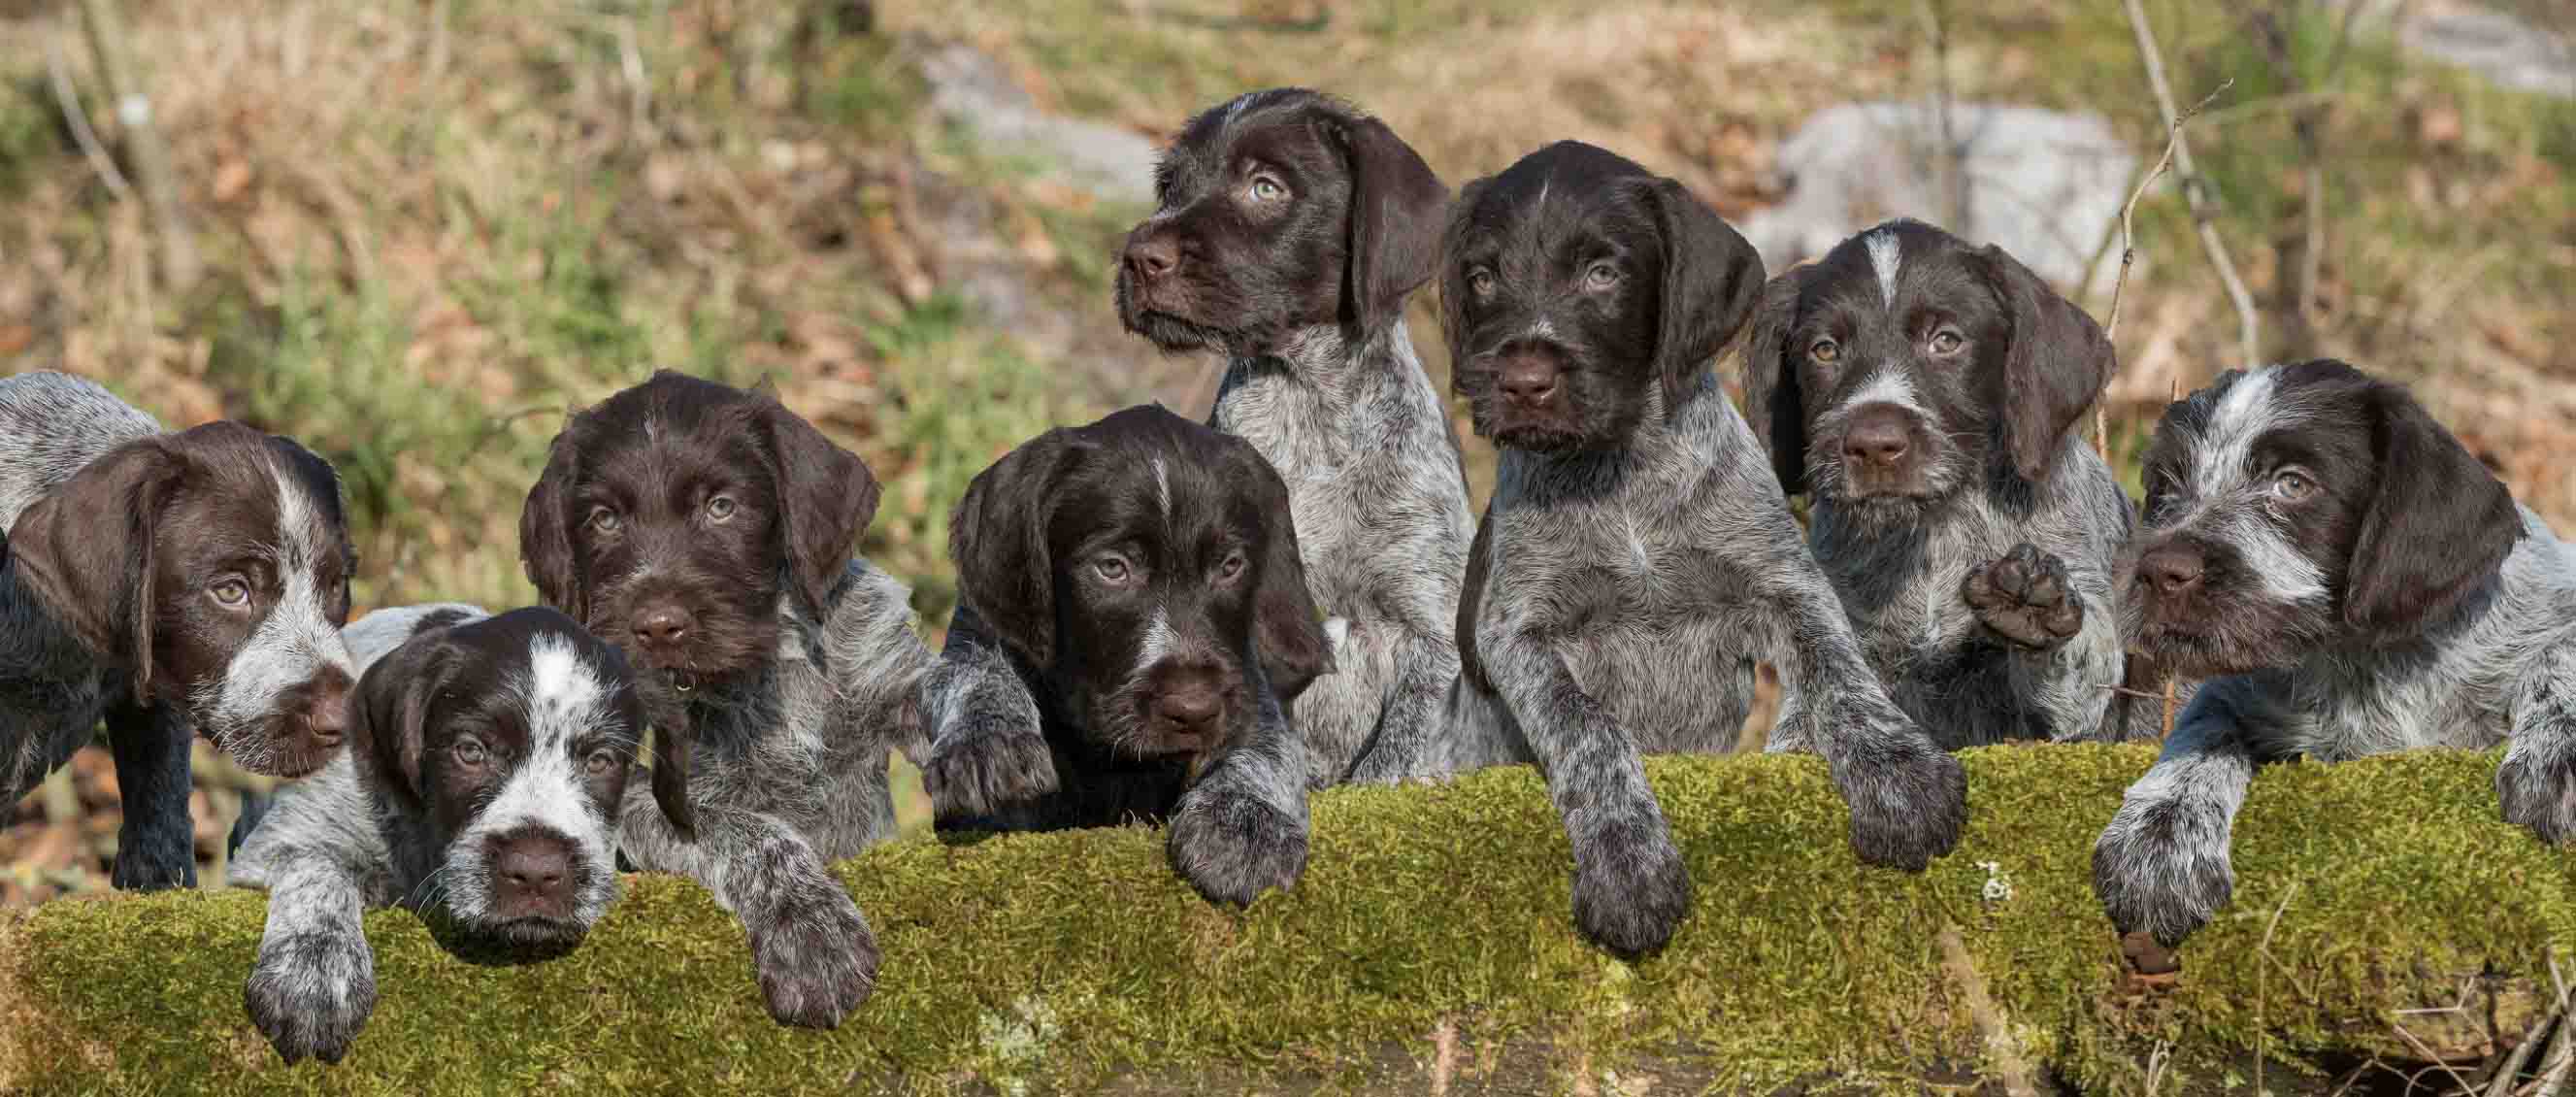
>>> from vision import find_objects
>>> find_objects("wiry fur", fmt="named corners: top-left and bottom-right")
top-left (0, 370), bottom-right (357, 891)
top-left (1116, 88), bottom-right (1471, 786)
top-left (1739, 221), bottom-right (2147, 747)
top-left (2093, 360), bottom-right (2574, 952)
top-left (1437, 144), bottom-right (1966, 959)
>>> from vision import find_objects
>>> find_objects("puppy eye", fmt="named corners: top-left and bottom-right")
top-left (1093, 555), bottom-right (1133, 584)
top-left (1809, 338), bottom-right (1841, 364)
top-left (585, 748), bottom-right (619, 778)
top-left (1249, 176), bottom-right (1287, 202)
top-left (1468, 268), bottom-right (1497, 298)
top-left (1929, 329), bottom-right (1965, 355)
top-left (2271, 469), bottom-right (2317, 502)
top-left (1215, 550), bottom-right (1247, 582)
top-left (1583, 261), bottom-right (1622, 290)
top-left (208, 577), bottom-right (251, 609)
top-left (706, 494), bottom-right (737, 522)
top-left (587, 507), bottom-right (622, 534)
top-left (453, 739), bottom-right (489, 768)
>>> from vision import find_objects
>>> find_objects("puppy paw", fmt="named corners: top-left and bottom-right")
top-left (747, 886), bottom-right (880, 1029)
top-left (1569, 822), bottom-right (1694, 959)
top-left (2497, 750), bottom-right (2575, 846)
top-left (2093, 801), bottom-right (2235, 948)
top-left (1837, 741), bottom-right (1968, 872)
top-left (923, 717), bottom-right (1058, 819)
top-left (1963, 543), bottom-right (2085, 650)
top-left (244, 930), bottom-right (378, 1065)
top-left (1167, 789), bottom-right (1307, 906)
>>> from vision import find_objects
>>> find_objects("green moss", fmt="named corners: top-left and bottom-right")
top-left (5, 746), bottom-right (2570, 1094)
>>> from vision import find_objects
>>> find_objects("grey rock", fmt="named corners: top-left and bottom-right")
top-left (922, 44), bottom-right (1162, 207)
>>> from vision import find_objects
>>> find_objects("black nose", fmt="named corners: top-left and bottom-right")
top-left (1843, 404), bottom-right (1913, 469)
top-left (630, 604), bottom-right (693, 648)
top-left (492, 831), bottom-right (574, 911)
top-left (1124, 233), bottom-right (1180, 282)
top-left (1155, 675), bottom-right (1223, 736)
top-left (2139, 545), bottom-right (2207, 597)
top-left (1500, 355), bottom-right (1560, 409)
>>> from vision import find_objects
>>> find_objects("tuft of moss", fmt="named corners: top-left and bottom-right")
top-left (4, 746), bottom-right (2570, 1095)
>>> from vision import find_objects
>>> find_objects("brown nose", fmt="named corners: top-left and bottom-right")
top-left (1843, 404), bottom-right (1913, 469)
top-left (1124, 233), bottom-right (1180, 283)
top-left (1155, 676), bottom-right (1223, 736)
top-left (2139, 545), bottom-right (2207, 597)
top-left (631, 604), bottom-right (693, 649)
top-left (1499, 356), bottom-right (1560, 409)
top-left (303, 686), bottom-right (349, 749)
top-left (492, 831), bottom-right (575, 913)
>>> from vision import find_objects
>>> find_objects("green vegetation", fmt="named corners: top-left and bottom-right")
top-left (5, 746), bottom-right (2570, 1094)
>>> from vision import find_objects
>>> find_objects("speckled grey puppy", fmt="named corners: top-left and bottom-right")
top-left (1437, 142), bottom-right (1967, 959)
top-left (1740, 220), bottom-right (2147, 747)
top-left (2094, 359), bottom-right (2576, 957)
top-left (1115, 88), bottom-right (1472, 786)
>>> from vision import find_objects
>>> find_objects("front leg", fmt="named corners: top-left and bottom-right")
top-left (919, 605), bottom-right (1057, 821)
top-left (105, 698), bottom-right (197, 890)
top-left (2091, 681), bottom-right (2268, 956)
top-left (620, 800), bottom-right (878, 1028)
top-left (2500, 662), bottom-right (2576, 845)
top-left (245, 858), bottom-right (377, 1064)
top-left (1963, 543), bottom-right (2084, 650)
top-left (1168, 670), bottom-right (1310, 905)
top-left (1342, 627), bottom-right (1459, 784)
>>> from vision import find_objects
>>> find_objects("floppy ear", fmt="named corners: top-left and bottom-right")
top-left (1435, 177), bottom-right (1489, 390)
top-left (352, 635), bottom-right (453, 811)
top-left (757, 396), bottom-right (878, 615)
top-left (1232, 440), bottom-right (1332, 702)
top-left (519, 418), bottom-right (588, 624)
top-left (2342, 378), bottom-right (2524, 640)
top-left (1641, 178), bottom-right (1765, 416)
top-left (1737, 272), bottom-right (1809, 493)
top-left (1983, 244), bottom-right (2114, 482)
top-left (9, 439), bottom-right (180, 703)
top-left (949, 430), bottom-right (1076, 669)
top-left (1327, 110), bottom-right (1449, 339)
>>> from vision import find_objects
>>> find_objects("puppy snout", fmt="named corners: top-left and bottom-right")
top-left (1499, 355), bottom-right (1561, 411)
top-left (1153, 670), bottom-right (1226, 740)
top-left (301, 683), bottom-right (350, 750)
top-left (1123, 231), bottom-right (1182, 283)
top-left (1842, 404), bottom-right (1914, 470)
top-left (490, 830), bottom-right (577, 917)
top-left (2138, 545), bottom-right (2207, 597)
top-left (630, 602), bottom-right (694, 650)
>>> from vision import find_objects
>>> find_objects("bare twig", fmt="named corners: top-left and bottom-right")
top-left (2255, 883), bottom-right (2301, 1097)
top-left (46, 29), bottom-right (134, 206)
top-left (2391, 1017), bottom-right (2482, 1096)
top-left (2096, 72), bottom-right (2229, 456)
top-left (1939, 925), bottom-right (2038, 1097)
top-left (1913, 0), bottom-right (1967, 231)
top-left (76, 0), bottom-right (201, 292)
top-left (1429, 1016), bottom-right (1459, 1096)
top-left (2122, 0), bottom-right (2258, 368)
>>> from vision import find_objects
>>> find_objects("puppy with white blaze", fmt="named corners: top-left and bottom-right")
top-left (0, 370), bottom-right (359, 891)
top-left (2094, 359), bottom-right (2576, 966)
top-left (230, 606), bottom-right (648, 1064)
top-left (1740, 219), bottom-right (2152, 747)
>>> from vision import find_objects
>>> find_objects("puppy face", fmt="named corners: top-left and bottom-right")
top-left (1116, 88), bottom-right (1448, 354)
top-left (2123, 359), bottom-right (2524, 677)
top-left (356, 608), bottom-right (646, 947)
top-left (8, 422), bottom-right (356, 777)
top-left (1440, 141), bottom-right (1764, 453)
top-left (1740, 220), bottom-right (2114, 523)
top-left (950, 406), bottom-right (1330, 763)
top-left (520, 371), bottom-right (880, 832)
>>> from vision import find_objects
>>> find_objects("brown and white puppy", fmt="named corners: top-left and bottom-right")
top-left (0, 370), bottom-right (357, 890)
top-left (518, 369), bottom-right (930, 1029)
top-left (232, 605), bottom-right (646, 1064)
top-left (919, 405), bottom-right (1331, 906)
top-left (1114, 88), bottom-right (1471, 788)
top-left (2095, 359), bottom-right (2576, 960)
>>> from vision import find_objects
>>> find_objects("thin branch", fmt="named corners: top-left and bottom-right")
top-left (2122, 0), bottom-right (2258, 368)
top-left (2096, 73), bottom-right (2229, 455)
top-left (1914, 0), bottom-right (1966, 230)
top-left (2255, 883), bottom-right (2301, 1097)
top-left (45, 27), bottom-right (133, 205)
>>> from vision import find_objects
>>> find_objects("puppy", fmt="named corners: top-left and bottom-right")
top-left (230, 605), bottom-right (645, 1064)
top-left (1739, 219), bottom-right (2144, 747)
top-left (1438, 142), bottom-right (1967, 957)
top-left (519, 370), bottom-right (930, 1028)
top-left (0, 370), bottom-right (357, 890)
top-left (1114, 88), bottom-right (1472, 786)
top-left (2094, 359), bottom-right (2575, 955)
top-left (917, 405), bottom-right (1331, 906)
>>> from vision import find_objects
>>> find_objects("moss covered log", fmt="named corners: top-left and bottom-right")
top-left (4, 745), bottom-right (2571, 1095)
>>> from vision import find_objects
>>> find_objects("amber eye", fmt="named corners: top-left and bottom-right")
top-left (209, 577), bottom-right (251, 608)
top-left (1094, 555), bottom-right (1132, 583)
top-left (706, 494), bottom-right (737, 522)
top-left (2271, 469), bottom-right (2317, 502)
top-left (1583, 261), bottom-right (1622, 290)
top-left (1809, 338), bottom-right (1841, 364)
top-left (585, 748), bottom-right (619, 778)
top-left (1930, 329), bottom-right (1964, 355)
top-left (453, 739), bottom-right (489, 768)
top-left (1468, 268), bottom-right (1498, 297)
top-left (587, 507), bottom-right (622, 533)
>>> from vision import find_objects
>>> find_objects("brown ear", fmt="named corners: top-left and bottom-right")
top-left (1983, 244), bottom-right (2114, 482)
top-left (1435, 175), bottom-right (1490, 393)
top-left (352, 632), bottom-right (454, 810)
top-left (757, 395), bottom-right (878, 615)
top-left (1641, 177), bottom-right (1766, 415)
top-left (950, 429), bottom-right (1078, 669)
top-left (9, 439), bottom-right (181, 703)
top-left (520, 417), bottom-right (589, 623)
top-left (1737, 271), bottom-right (1809, 493)
top-left (2342, 373), bottom-right (2524, 640)
top-left (1229, 438), bottom-right (1332, 702)
top-left (1326, 109), bottom-right (1449, 339)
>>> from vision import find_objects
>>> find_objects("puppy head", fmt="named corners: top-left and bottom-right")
top-left (354, 607), bottom-right (645, 949)
top-left (1116, 88), bottom-right (1448, 356)
top-left (950, 405), bottom-right (1330, 763)
top-left (1441, 141), bottom-right (1764, 454)
top-left (1739, 220), bottom-right (2114, 523)
top-left (8, 422), bottom-right (356, 777)
top-left (2122, 359), bottom-right (2524, 677)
